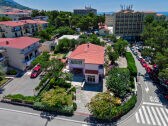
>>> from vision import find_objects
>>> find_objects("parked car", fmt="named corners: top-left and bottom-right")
top-left (30, 64), bottom-right (41, 78)
top-left (137, 55), bottom-right (143, 61)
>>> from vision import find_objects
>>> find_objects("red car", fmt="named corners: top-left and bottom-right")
top-left (165, 95), bottom-right (168, 100)
top-left (30, 64), bottom-right (41, 78)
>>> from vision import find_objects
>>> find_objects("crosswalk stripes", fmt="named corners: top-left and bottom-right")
top-left (135, 105), bottom-right (168, 126)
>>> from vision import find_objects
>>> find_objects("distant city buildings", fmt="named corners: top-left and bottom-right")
top-left (0, 20), bottom-right (48, 38)
top-left (0, 37), bottom-right (40, 71)
top-left (105, 5), bottom-right (166, 41)
top-left (74, 6), bottom-right (97, 15)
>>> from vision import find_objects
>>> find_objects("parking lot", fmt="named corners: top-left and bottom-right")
top-left (1, 70), bottom-right (41, 97)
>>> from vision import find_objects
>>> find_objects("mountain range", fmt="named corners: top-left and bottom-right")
top-left (0, 0), bottom-right (31, 10)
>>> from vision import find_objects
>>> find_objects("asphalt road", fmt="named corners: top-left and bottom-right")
top-left (0, 108), bottom-right (88, 126)
top-left (119, 49), bottom-right (168, 126)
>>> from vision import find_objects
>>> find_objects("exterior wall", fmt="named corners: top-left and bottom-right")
top-left (5, 47), bottom-right (25, 70)
top-left (0, 13), bottom-right (31, 21)
top-left (74, 8), bottom-right (97, 15)
top-left (105, 14), bottom-right (114, 26)
top-left (85, 63), bottom-right (104, 75)
top-left (0, 24), bottom-right (25, 38)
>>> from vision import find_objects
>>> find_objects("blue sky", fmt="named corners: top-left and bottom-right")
top-left (14, 0), bottom-right (168, 12)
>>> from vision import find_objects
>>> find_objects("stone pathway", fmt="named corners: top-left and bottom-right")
top-left (75, 88), bottom-right (98, 115)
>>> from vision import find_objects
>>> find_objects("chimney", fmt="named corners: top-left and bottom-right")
top-left (87, 43), bottom-right (89, 48)
top-left (6, 41), bottom-right (9, 45)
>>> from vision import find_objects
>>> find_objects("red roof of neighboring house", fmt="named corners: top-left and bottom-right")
top-left (0, 20), bottom-right (48, 27)
top-left (0, 21), bottom-right (26, 27)
top-left (69, 43), bottom-right (104, 64)
top-left (20, 20), bottom-right (37, 24)
top-left (35, 20), bottom-right (48, 24)
top-left (0, 37), bottom-right (40, 49)
top-left (85, 70), bottom-right (98, 74)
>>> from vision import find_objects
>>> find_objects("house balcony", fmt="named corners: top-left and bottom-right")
top-left (22, 57), bottom-right (35, 66)
top-left (0, 29), bottom-right (5, 32)
top-left (20, 44), bottom-right (40, 55)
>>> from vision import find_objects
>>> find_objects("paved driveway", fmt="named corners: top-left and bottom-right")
top-left (2, 70), bottom-right (41, 96)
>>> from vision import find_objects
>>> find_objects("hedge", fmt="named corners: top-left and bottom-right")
top-left (126, 52), bottom-right (137, 77)
top-left (4, 94), bottom-right (36, 105)
top-left (117, 95), bottom-right (137, 117)
top-left (33, 102), bottom-right (75, 115)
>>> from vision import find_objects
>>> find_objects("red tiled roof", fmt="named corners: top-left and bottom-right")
top-left (85, 70), bottom-right (98, 74)
top-left (0, 21), bottom-right (26, 27)
top-left (0, 20), bottom-right (48, 27)
top-left (69, 43), bottom-right (104, 64)
top-left (0, 37), bottom-right (40, 49)
top-left (35, 20), bottom-right (48, 24)
top-left (20, 20), bottom-right (37, 24)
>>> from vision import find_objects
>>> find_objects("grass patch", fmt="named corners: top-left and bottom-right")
top-left (0, 78), bottom-right (9, 87)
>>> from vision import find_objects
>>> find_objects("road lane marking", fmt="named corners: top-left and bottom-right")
top-left (135, 112), bottom-right (140, 123)
top-left (160, 108), bottom-right (168, 124)
top-left (139, 108), bottom-right (145, 124)
top-left (146, 106), bottom-right (156, 125)
top-left (156, 107), bottom-right (167, 126)
top-left (151, 107), bottom-right (161, 126)
top-left (143, 102), bottom-right (163, 106)
top-left (0, 107), bottom-right (90, 125)
top-left (144, 81), bottom-right (149, 93)
top-left (142, 106), bottom-right (151, 125)
top-left (165, 108), bottom-right (168, 115)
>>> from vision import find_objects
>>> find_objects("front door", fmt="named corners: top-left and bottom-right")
top-left (87, 75), bottom-right (95, 83)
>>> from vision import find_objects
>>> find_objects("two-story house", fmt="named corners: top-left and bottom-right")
top-left (68, 43), bottom-right (105, 84)
top-left (0, 37), bottom-right (40, 71)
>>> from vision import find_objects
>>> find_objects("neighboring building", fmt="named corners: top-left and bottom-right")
top-left (56, 35), bottom-right (80, 45)
top-left (0, 10), bottom-right (31, 21)
top-left (74, 6), bottom-right (97, 15)
top-left (0, 48), bottom-right (8, 71)
top-left (40, 41), bottom-right (55, 52)
top-left (68, 43), bottom-right (105, 84)
top-left (0, 37), bottom-right (40, 71)
top-left (33, 16), bottom-right (49, 21)
top-left (0, 20), bottom-right (48, 38)
top-left (105, 7), bottom-right (166, 41)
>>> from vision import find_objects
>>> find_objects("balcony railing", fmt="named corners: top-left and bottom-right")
top-left (20, 44), bottom-right (40, 55)
top-left (0, 29), bottom-right (5, 32)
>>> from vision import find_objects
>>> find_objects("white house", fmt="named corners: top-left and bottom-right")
top-left (56, 35), bottom-right (80, 45)
top-left (0, 37), bottom-right (40, 71)
top-left (68, 43), bottom-right (105, 84)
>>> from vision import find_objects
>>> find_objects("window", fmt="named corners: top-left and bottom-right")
top-left (70, 60), bottom-right (82, 65)
top-left (87, 75), bottom-right (95, 83)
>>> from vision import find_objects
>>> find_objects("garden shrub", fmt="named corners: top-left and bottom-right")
top-left (4, 94), bottom-right (36, 104)
top-left (0, 76), bottom-right (3, 81)
top-left (6, 70), bottom-right (17, 75)
top-left (126, 52), bottom-right (137, 77)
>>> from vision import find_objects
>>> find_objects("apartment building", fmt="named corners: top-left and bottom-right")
top-left (68, 43), bottom-right (104, 84)
top-left (74, 6), bottom-right (97, 15)
top-left (0, 20), bottom-right (48, 38)
top-left (105, 8), bottom-right (166, 41)
top-left (0, 37), bottom-right (40, 71)
top-left (0, 10), bottom-right (31, 21)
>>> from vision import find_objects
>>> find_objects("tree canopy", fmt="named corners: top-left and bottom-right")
top-left (106, 68), bottom-right (130, 98)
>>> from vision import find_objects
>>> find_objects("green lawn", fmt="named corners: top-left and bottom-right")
top-left (0, 78), bottom-right (9, 87)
